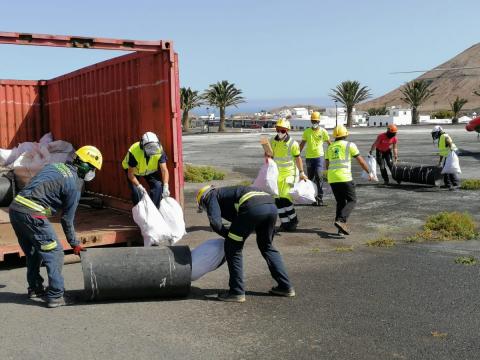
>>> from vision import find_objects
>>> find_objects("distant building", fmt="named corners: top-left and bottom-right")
top-left (368, 107), bottom-right (412, 127)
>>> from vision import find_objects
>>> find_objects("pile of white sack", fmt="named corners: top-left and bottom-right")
top-left (0, 132), bottom-right (75, 189)
top-left (132, 193), bottom-right (187, 247)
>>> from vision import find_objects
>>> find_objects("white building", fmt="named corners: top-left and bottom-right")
top-left (291, 107), bottom-right (311, 120)
top-left (290, 115), bottom-right (345, 130)
top-left (368, 107), bottom-right (412, 127)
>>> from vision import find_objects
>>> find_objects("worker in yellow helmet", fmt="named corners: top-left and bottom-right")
top-left (326, 126), bottom-right (371, 235)
top-left (299, 111), bottom-right (331, 206)
top-left (431, 126), bottom-right (460, 190)
top-left (9, 145), bottom-right (103, 308)
top-left (122, 132), bottom-right (170, 208)
top-left (268, 118), bottom-right (307, 232)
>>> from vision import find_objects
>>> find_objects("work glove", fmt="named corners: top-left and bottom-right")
top-left (73, 245), bottom-right (85, 256)
top-left (299, 171), bottom-right (308, 182)
top-left (162, 183), bottom-right (170, 198)
top-left (136, 184), bottom-right (147, 195)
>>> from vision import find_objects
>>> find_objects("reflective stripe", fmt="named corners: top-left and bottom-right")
top-left (40, 241), bottom-right (57, 251)
top-left (228, 232), bottom-right (243, 241)
top-left (279, 217), bottom-right (290, 223)
top-left (288, 213), bottom-right (297, 220)
top-left (14, 196), bottom-right (51, 216)
top-left (284, 205), bottom-right (294, 211)
top-left (234, 191), bottom-right (269, 211)
top-left (277, 208), bottom-right (286, 214)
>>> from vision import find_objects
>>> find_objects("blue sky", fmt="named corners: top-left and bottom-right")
top-left (1, 0), bottom-right (479, 113)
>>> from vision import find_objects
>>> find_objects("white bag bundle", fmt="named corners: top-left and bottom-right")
top-left (132, 193), bottom-right (171, 247)
top-left (159, 197), bottom-right (187, 245)
top-left (253, 158), bottom-right (279, 196)
top-left (13, 145), bottom-right (51, 189)
top-left (39, 132), bottom-right (54, 145)
top-left (191, 239), bottom-right (225, 281)
top-left (0, 148), bottom-right (14, 167)
top-left (362, 155), bottom-right (379, 181)
top-left (441, 151), bottom-right (461, 174)
top-left (289, 179), bottom-right (317, 204)
top-left (47, 141), bottom-right (75, 164)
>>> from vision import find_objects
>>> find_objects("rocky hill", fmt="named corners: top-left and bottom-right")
top-left (360, 43), bottom-right (480, 112)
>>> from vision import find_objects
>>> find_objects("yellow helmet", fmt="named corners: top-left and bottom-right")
top-left (311, 111), bottom-right (321, 121)
top-left (275, 118), bottom-right (291, 130)
top-left (75, 145), bottom-right (103, 170)
top-left (332, 125), bottom-right (349, 138)
top-left (196, 185), bottom-right (214, 209)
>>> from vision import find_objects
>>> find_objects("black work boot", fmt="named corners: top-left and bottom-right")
top-left (28, 286), bottom-right (46, 299)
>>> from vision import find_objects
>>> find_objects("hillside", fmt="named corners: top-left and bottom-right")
top-left (360, 43), bottom-right (480, 112)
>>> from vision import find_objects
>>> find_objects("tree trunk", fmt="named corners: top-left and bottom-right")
top-left (452, 116), bottom-right (459, 125)
top-left (181, 110), bottom-right (190, 132)
top-left (219, 107), bottom-right (226, 132)
top-left (412, 107), bottom-right (418, 125)
top-left (346, 106), bottom-right (353, 128)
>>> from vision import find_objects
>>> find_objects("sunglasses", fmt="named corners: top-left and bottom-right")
top-left (276, 129), bottom-right (287, 134)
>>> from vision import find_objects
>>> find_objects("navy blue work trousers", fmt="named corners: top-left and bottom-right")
top-left (9, 210), bottom-right (65, 300)
top-left (330, 181), bottom-right (357, 223)
top-left (306, 157), bottom-right (325, 200)
top-left (224, 203), bottom-right (292, 295)
top-left (125, 171), bottom-right (164, 208)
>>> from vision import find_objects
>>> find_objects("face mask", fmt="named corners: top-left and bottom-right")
top-left (311, 123), bottom-right (319, 129)
top-left (386, 131), bottom-right (396, 139)
top-left (144, 143), bottom-right (160, 156)
top-left (277, 132), bottom-right (287, 139)
top-left (84, 170), bottom-right (96, 182)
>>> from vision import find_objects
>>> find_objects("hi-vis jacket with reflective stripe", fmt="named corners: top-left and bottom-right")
top-left (203, 186), bottom-right (274, 239)
top-left (325, 140), bottom-right (359, 183)
top-left (270, 135), bottom-right (300, 176)
top-left (438, 133), bottom-right (457, 157)
top-left (122, 142), bottom-right (163, 176)
top-left (9, 163), bottom-right (81, 247)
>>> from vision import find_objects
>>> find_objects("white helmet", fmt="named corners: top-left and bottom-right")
top-left (431, 125), bottom-right (443, 133)
top-left (141, 132), bottom-right (161, 156)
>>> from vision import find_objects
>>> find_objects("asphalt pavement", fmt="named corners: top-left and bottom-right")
top-left (1, 124), bottom-right (479, 360)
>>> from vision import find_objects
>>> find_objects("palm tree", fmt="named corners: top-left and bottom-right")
top-left (203, 80), bottom-right (246, 132)
top-left (329, 81), bottom-right (371, 127)
top-left (180, 87), bottom-right (203, 132)
top-left (450, 96), bottom-right (468, 124)
top-left (400, 80), bottom-right (436, 125)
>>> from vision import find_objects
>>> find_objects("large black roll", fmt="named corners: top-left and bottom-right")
top-left (0, 172), bottom-right (14, 206)
top-left (391, 164), bottom-right (442, 186)
top-left (81, 246), bottom-right (192, 301)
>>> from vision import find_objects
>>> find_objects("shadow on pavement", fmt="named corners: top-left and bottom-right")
top-left (0, 291), bottom-right (46, 307)
top-left (186, 225), bottom-right (212, 233)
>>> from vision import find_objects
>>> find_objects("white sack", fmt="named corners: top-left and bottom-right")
top-left (362, 155), bottom-right (379, 181)
top-left (13, 145), bottom-right (51, 189)
top-left (47, 140), bottom-right (75, 163)
top-left (39, 132), bottom-right (54, 145)
top-left (159, 197), bottom-right (187, 245)
top-left (191, 239), bottom-right (225, 281)
top-left (289, 179), bottom-right (317, 204)
top-left (132, 193), bottom-right (171, 247)
top-left (441, 151), bottom-right (461, 174)
top-left (253, 158), bottom-right (279, 196)
top-left (0, 149), bottom-right (14, 167)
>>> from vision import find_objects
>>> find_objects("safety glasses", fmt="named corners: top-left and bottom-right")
top-left (276, 129), bottom-right (287, 134)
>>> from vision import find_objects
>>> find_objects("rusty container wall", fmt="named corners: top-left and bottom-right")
top-left (46, 49), bottom-right (183, 203)
top-left (0, 80), bottom-right (48, 148)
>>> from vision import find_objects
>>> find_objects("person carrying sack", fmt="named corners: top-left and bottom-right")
top-left (431, 126), bottom-right (460, 191)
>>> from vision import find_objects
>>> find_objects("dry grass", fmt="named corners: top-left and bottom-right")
top-left (461, 179), bottom-right (480, 190)
top-left (366, 236), bottom-right (396, 248)
top-left (407, 212), bottom-right (478, 242)
top-left (454, 256), bottom-right (477, 265)
top-left (335, 246), bottom-right (354, 252)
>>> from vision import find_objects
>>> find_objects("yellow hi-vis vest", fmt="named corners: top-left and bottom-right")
top-left (438, 133), bottom-right (457, 157)
top-left (326, 140), bottom-right (357, 183)
top-left (270, 137), bottom-right (297, 175)
top-left (122, 142), bottom-right (163, 176)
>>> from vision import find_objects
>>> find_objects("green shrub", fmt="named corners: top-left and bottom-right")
top-left (408, 212), bottom-right (478, 242)
top-left (431, 110), bottom-right (453, 119)
top-left (237, 180), bottom-right (252, 186)
top-left (454, 256), bottom-right (477, 265)
top-left (366, 236), bottom-right (396, 247)
top-left (184, 164), bottom-right (225, 183)
top-left (461, 179), bottom-right (480, 190)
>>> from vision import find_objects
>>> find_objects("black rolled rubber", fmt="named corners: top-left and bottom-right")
top-left (391, 164), bottom-right (442, 186)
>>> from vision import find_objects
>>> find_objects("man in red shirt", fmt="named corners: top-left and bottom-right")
top-left (369, 124), bottom-right (398, 185)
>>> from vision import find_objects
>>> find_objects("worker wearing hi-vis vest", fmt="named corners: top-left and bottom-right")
top-left (299, 111), bottom-right (331, 206)
top-left (269, 118), bottom-right (307, 232)
top-left (326, 126), bottom-right (371, 235)
top-left (196, 185), bottom-right (295, 303)
top-left (122, 132), bottom-right (170, 208)
top-left (9, 146), bottom-right (103, 308)
top-left (431, 125), bottom-right (460, 190)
